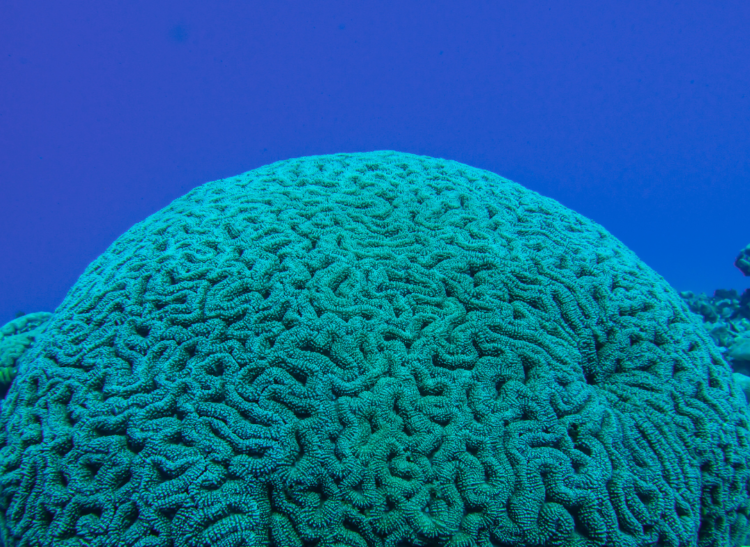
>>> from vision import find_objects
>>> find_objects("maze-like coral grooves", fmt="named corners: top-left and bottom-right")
top-left (1, 151), bottom-right (749, 547)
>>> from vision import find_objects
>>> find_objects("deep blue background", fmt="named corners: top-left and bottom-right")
top-left (1, 0), bottom-right (748, 325)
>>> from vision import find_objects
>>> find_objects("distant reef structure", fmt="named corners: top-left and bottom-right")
top-left (679, 244), bottom-right (750, 402)
top-left (680, 288), bottom-right (750, 370)
top-left (0, 153), bottom-right (748, 547)
top-left (736, 243), bottom-right (750, 277)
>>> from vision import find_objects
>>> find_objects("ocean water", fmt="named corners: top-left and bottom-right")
top-left (1, 1), bottom-right (748, 325)
top-left (1, 2), bottom-right (750, 547)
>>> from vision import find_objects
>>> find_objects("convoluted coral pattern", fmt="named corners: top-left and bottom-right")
top-left (0, 312), bottom-right (52, 397)
top-left (1, 151), bottom-right (749, 547)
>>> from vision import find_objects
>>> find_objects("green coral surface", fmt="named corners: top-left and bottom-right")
top-left (1, 151), bottom-right (749, 547)
top-left (0, 312), bottom-right (52, 396)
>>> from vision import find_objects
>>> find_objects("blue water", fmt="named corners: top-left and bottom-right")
top-left (1, 0), bottom-right (748, 325)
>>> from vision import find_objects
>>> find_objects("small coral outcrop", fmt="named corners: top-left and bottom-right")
top-left (681, 289), bottom-right (750, 375)
top-left (737, 244), bottom-right (750, 277)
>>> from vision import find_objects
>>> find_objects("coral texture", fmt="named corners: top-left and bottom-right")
top-left (0, 312), bottom-right (52, 397)
top-left (1, 151), bottom-right (749, 547)
top-left (680, 289), bottom-right (750, 375)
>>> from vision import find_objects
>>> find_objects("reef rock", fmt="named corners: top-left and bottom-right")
top-left (737, 244), bottom-right (750, 277)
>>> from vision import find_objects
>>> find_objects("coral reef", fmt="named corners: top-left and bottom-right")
top-left (680, 289), bottom-right (750, 376)
top-left (1, 151), bottom-right (749, 547)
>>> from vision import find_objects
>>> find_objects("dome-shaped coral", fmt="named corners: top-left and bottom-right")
top-left (1, 151), bottom-right (749, 547)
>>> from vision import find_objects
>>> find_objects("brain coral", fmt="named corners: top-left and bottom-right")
top-left (1, 151), bottom-right (750, 547)
top-left (0, 312), bottom-right (52, 398)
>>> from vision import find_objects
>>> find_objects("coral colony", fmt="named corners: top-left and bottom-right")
top-left (1, 152), bottom-right (749, 546)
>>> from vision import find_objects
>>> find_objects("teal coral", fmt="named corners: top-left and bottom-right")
top-left (1, 151), bottom-right (749, 547)
top-left (0, 312), bottom-right (52, 396)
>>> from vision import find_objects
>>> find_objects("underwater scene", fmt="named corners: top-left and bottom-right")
top-left (1, 3), bottom-right (749, 547)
